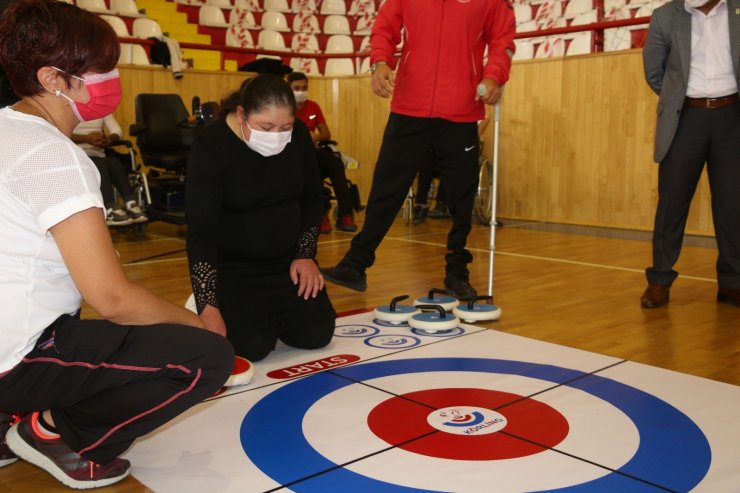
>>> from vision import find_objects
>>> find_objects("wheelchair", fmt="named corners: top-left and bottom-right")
top-left (316, 140), bottom-right (363, 223)
top-left (129, 93), bottom-right (197, 227)
top-left (104, 140), bottom-right (152, 235)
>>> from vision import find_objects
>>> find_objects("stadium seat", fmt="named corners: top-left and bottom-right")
top-left (206, 0), bottom-right (234, 9)
top-left (291, 32), bottom-right (321, 52)
top-left (516, 19), bottom-right (537, 34)
top-left (325, 34), bottom-right (354, 53)
top-left (535, 36), bottom-right (565, 57)
top-left (563, 0), bottom-right (594, 19)
top-left (566, 32), bottom-right (592, 55)
top-left (101, 14), bottom-right (130, 36)
top-left (261, 11), bottom-right (291, 32)
top-left (323, 14), bottom-right (351, 35)
top-left (226, 25), bottom-right (255, 47)
top-left (349, 0), bottom-right (375, 15)
top-left (133, 18), bottom-right (164, 38)
top-left (292, 11), bottom-right (320, 33)
top-left (77, 0), bottom-right (112, 14)
top-left (324, 58), bottom-right (355, 76)
top-left (258, 29), bottom-right (290, 51)
top-left (320, 0), bottom-right (346, 14)
top-left (230, 8), bottom-right (260, 30)
top-left (290, 57), bottom-right (321, 74)
top-left (512, 39), bottom-right (535, 60)
top-left (514, 4), bottom-right (532, 24)
top-left (359, 56), bottom-right (370, 73)
top-left (234, 0), bottom-right (261, 11)
top-left (199, 5), bottom-right (229, 26)
top-left (354, 12), bottom-right (375, 35)
top-left (359, 34), bottom-right (370, 52)
top-left (534, 0), bottom-right (563, 29)
top-left (110, 0), bottom-right (144, 17)
top-left (291, 0), bottom-right (317, 13)
top-left (131, 44), bottom-right (152, 65)
top-left (118, 43), bottom-right (133, 65)
top-left (264, 0), bottom-right (290, 12)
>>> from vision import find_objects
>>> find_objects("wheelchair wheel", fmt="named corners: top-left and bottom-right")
top-left (474, 156), bottom-right (493, 225)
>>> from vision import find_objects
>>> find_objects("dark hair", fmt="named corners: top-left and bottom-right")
top-left (286, 72), bottom-right (308, 84)
top-left (220, 74), bottom-right (296, 117)
top-left (0, 0), bottom-right (119, 97)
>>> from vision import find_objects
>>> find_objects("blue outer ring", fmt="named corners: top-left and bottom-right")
top-left (363, 334), bottom-right (421, 349)
top-left (241, 358), bottom-right (711, 493)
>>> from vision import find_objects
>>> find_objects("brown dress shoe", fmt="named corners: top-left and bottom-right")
top-left (641, 283), bottom-right (670, 308)
top-left (717, 287), bottom-right (740, 306)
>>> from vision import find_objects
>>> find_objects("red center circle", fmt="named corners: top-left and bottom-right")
top-left (367, 388), bottom-right (569, 460)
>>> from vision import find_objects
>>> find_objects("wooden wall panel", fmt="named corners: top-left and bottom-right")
top-left (115, 51), bottom-right (715, 236)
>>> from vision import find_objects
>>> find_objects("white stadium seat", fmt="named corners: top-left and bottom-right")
top-left (258, 29), bottom-right (290, 51)
top-left (133, 18), bottom-right (163, 38)
top-left (323, 14), bottom-right (351, 35)
top-left (291, 0), bottom-right (317, 13)
top-left (264, 0), bottom-right (290, 12)
top-left (290, 57), bottom-right (321, 74)
top-left (199, 5), bottom-right (229, 27)
top-left (325, 34), bottom-right (354, 54)
top-left (324, 58), bottom-right (355, 76)
top-left (110, 0), bottom-right (144, 17)
top-left (100, 14), bottom-right (130, 36)
top-left (291, 33), bottom-right (321, 52)
top-left (261, 11), bottom-right (291, 32)
top-left (226, 26), bottom-right (255, 47)
top-left (320, 0), bottom-right (346, 14)
top-left (292, 12), bottom-right (320, 33)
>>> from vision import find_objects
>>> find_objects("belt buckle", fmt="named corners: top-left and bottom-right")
top-left (706, 98), bottom-right (712, 108)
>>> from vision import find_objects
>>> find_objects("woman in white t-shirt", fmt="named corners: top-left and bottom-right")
top-left (0, 0), bottom-right (233, 489)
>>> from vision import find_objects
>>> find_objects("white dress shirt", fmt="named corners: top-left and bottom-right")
top-left (685, 0), bottom-right (737, 98)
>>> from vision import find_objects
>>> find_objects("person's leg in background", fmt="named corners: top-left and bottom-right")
top-left (433, 119), bottom-right (480, 300)
top-left (642, 106), bottom-right (709, 308)
top-left (90, 156), bottom-right (132, 227)
top-left (427, 177), bottom-right (451, 219)
top-left (413, 149), bottom-right (435, 224)
top-left (316, 147), bottom-right (357, 232)
top-left (321, 114), bottom-right (437, 291)
top-left (104, 154), bottom-right (148, 224)
top-left (705, 102), bottom-right (740, 305)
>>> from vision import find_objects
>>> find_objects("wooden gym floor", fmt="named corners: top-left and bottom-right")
top-left (1, 214), bottom-right (737, 492)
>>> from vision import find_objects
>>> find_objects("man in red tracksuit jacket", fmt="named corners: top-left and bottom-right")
top-left (322, 0), bottom-right (515, 300)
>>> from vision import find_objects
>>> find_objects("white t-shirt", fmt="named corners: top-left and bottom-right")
top-left (0, 107), bottom-right (105, 374)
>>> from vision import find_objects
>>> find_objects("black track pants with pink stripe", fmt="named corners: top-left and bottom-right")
top-left (0, 313), bottom-right (234, 464)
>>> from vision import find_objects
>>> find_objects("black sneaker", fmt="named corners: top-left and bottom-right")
top-left (0, 412), bottom-right (17, 468)
top-left (321, 264), bottom-right (367, 292)
top-left (428, 203), bottom-right (451, 219)
top-left (444, 276), bottom-right (478, 301)
top-left (412, 204), bottom-right (429, 225)
top-left (106, 208), bottom-right (133, 227)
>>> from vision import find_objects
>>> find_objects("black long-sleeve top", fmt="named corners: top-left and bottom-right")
top-left (186, 117), bottom-right (322, 314)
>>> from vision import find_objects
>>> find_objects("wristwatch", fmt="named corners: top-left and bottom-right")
top-left (370, 61), bottom-right (387, 74)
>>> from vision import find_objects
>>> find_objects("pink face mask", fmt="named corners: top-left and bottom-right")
top-left (52, 67), bottom-right (122, 121)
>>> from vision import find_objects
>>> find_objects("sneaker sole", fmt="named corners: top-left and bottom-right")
top-left (6, 425), bottom-right (131, 490)
top-left (0, 456), bottom-right (17, 468)
top-left (129, 217), bottom-right (148, 224)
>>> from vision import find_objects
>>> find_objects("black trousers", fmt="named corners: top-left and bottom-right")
top-left (343, 113), bottom-right (479, 277)
top-left (648, 102), bottom-right (740, 289)
top-left (317, 147), bottom-right (354, 217)
top-left (218, 262), bottom-right (336, 362)
top-left (91, 155), bottom-right (134, 210)
top-left (0, 314), bottom-right (233, 464)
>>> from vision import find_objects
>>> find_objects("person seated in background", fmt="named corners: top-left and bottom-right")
top-left (286, 72), bottom-right (358, 234)
top-left (413, 149), bottom-right (449, 224)
top-left (186, 74), bottom-right (336, 362)
top-left (0, 1), bottom-right (233, 488)
top-left (72, 114), bottom-right (148, 226)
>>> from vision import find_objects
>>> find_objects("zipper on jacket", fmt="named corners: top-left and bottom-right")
top-left (429, 0), bottom-right (446, 117)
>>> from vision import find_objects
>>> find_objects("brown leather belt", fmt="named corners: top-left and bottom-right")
top-left (684, 93), bottom-right (739, 108)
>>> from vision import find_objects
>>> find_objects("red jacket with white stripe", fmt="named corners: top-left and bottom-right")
top-left (370, 0), bottom-right (516, 122)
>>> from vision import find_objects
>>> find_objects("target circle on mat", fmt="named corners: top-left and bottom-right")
top-left (240, 358), bottom-right (711, 492)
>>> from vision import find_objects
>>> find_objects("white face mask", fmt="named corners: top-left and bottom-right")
top-left (241, 120), bottom-right (292, 157)
top-left (293, 90), bottom-right (308, 104)
top-left (684, 0), bottom-right (707, 8)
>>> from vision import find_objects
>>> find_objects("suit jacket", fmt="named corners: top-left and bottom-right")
top-left (643, 0), bottom-right (740, 163)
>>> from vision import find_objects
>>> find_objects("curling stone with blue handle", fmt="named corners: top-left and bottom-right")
top-left (453, 295), bottom-right (502, 323)
top-left (414, 288), bottom-right (460, 312)
top-left (373, 295), bottom-right (421, 325)
top-left (409, 305), bottom-right (460, 334)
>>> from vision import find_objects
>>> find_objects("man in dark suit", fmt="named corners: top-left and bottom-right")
top-left (641, 0), bottom-right (740, 308)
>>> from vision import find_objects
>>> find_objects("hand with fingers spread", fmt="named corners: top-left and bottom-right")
top-left (371, 63), bottom-right (395, 98)
top-left (291, 259), bottom-right (325, 300)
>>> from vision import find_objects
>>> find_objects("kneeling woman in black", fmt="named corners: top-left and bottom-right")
top-left (186, 74), bottom-right (336, 361)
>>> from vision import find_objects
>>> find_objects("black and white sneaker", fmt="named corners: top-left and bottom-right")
top-left (106, 208), bottom-right (133, 227)
top-left (125, 202), bottom-right (148, 224)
